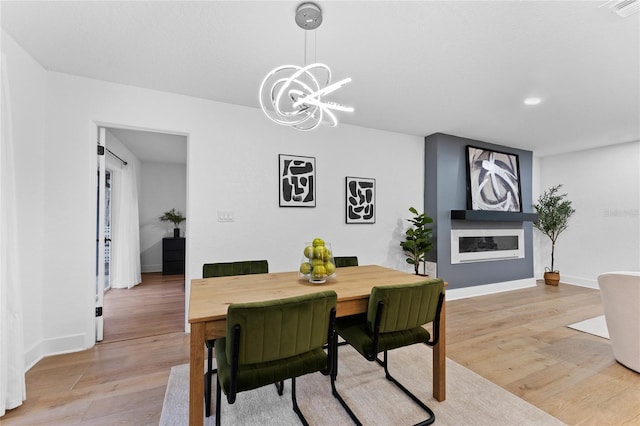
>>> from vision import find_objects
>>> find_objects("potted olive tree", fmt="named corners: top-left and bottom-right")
top-left (160, 208), bottom-right (186, 238)
top-left (533, 185), bottom-right (575, 286)
top-left (400, 207), bottom-right (434, 275)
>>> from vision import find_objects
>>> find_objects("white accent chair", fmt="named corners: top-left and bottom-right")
top-left (597, 271), bottom-right (640, 373)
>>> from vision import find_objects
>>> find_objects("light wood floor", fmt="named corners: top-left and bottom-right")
top-left (102, 272), bottom-right (185, 343)
top-left (2, 276), bottom-right (639, 425)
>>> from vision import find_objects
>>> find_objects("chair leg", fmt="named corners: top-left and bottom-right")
top-left (330, 333), bottom-right (363, 426)
top-left (291, 377), bottom-right (310, 426)
top-left (205, 345), bottom-right (212, 417)
top-left (205, 372), bottom-right (211, 417)
top-left (377, 350), bottom-right (436, 426)
top-left (215, 375), bottom-right (222, 426)
top-left (205, 343), bottom-right (220, 417)
top-left (275, 380), bottom-right (284, 395)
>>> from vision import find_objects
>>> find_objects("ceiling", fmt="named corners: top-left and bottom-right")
top-left (2, 1), bottom-right (639, 158)
top-left (107, 128), bottom-right (187, 164)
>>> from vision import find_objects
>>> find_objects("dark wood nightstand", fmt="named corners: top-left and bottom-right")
top-left (162, 237), bottom-right (185, 275)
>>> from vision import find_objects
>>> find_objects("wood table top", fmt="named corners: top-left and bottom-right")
top-left (189, 265), bottom-right (431, 324)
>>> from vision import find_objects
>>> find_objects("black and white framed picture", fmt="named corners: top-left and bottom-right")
top-left (465, 145), bottom-right (522, 212)
top-left (279, 154), bottom-right (316, 207)
top-left (345, 176), bottom-right (375, 223)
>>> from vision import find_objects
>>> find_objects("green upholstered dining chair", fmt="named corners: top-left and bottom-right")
top-left (333, 256), bottom-right (359, 268)
top-left (214, 291), bottom-right (337, 426)
top-left (203, 260), bottom-right (269, 417)
top-left (330, 279), bottom-right (444, 426)
top-left (203, 260), bottom-right (269, 278)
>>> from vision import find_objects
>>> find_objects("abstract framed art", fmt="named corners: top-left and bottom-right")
top-left (465, 145), bottom-right (522, 212)
top-left (279, 154), bottom-right (316, 207)
top-left (345, 176), bottom-right (375, 223)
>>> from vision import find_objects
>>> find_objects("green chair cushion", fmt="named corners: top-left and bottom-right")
top-left (334, 313), bottom-right (430, 357)
top-left (215, 339), bottom-right (327, 395)
top-left (333, 256), bottom-right (359, 267)
top-left (202, 260), bottom-right (268, 278)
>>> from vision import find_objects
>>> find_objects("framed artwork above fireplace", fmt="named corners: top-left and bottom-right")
top-left (465, 145), bottom-right (522, 212)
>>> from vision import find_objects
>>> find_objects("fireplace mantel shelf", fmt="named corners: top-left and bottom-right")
top-left (451, 210), bottom-right (539, 222)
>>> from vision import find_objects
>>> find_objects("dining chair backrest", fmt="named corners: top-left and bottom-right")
top-left (367, 278), bottom-right (444, 333)
top-left (333, 256), bottom-right (359, 268)
top-left (202, 260), bottom-right (268, 278)
top-left (227, 290), bottom-right (337, 365)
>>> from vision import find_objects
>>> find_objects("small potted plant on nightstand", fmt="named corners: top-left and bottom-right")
top-left (534, 185), bottom-right (576, 286)
top-left (160, 208), bottom-right (186, 238)
top-left (400, 207), bottom-right (434, 275)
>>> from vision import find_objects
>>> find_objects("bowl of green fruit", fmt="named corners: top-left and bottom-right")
top-left (299, 237), bottom-right (336, 284)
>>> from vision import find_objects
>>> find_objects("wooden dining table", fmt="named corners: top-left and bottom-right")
top-left (188, 264), bottom-right (446, 425)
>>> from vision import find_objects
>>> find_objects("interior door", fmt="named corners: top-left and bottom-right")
top-left (95, 127), bottom-right (107, 342)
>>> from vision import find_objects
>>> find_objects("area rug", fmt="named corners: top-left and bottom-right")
top-left (567, 315), bottom-right (609, 339)
top-left (160, 344), bottom-right (565, 425)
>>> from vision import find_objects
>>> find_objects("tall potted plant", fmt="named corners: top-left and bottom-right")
top-left (160, 208), bottom-right (186, 238)
top-left (533, 185), bottom-right (575, 286)
top-left (400, 207), bottom-right (434, 275)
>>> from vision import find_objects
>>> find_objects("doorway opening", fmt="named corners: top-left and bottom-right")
top-left (95, 125), bottom-right (187, 343)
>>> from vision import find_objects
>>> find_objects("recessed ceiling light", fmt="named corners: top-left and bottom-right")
top-left (524, 97), bottom-right (542, 106)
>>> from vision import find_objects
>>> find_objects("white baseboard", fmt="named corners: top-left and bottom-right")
top-left (141, 264), bottom-right (162, 273)
top-left (446, 278), bottom-right (537, 301)
top-left (556, 275), bottom-right (598, 289)
top-left (534, 272), bottom-right (599, 289)
top-left (24, 333), bottom-right (88, 372)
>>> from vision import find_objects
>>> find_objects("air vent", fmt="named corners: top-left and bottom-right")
top-left (600, 0), bottom-right (640, 17)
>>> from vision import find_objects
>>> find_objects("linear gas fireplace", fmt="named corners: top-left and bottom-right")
top-left (451, 228), bottom-right (524, 264)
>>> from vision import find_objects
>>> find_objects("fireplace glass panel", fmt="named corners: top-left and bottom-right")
top-left (459, 236), bottom-right (519, 253)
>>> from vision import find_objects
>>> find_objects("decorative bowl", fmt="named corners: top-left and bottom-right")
top-left (299, 239), bottom-right (336, 284)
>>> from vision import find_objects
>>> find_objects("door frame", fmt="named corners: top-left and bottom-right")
top-left (95, 126), bottom-right (107, 341)
top-left (91, 121), bottom-right (190, 343)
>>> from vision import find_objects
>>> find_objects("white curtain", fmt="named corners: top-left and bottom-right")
top-left (0, 54), bottom-right (26, 415)
top-left (110, 161), bottom-right (142, 289)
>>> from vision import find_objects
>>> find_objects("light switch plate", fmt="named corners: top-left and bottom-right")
top-left (217, 211), bottom-right (235, 222)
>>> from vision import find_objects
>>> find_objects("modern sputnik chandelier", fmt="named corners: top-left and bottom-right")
top-left (259, 2), bottom-right (354, 131)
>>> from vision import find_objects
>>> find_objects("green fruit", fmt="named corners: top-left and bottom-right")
top-left (312, 238), bottom-right (325, 247)
top-left (311, 258), bottom-right (324, 267)
top-left (323, 247), bottom-right (332, 259)
top-left (299, 262), bottom-right (312, 275)
top-left (324, 262), bottom-right (336, 275)
top-left (303, 245), bottom-right (313, 259)
top-left (313, 246), bottom-right (324, 259)
top-left (313, 265), bottom-right (327, 278)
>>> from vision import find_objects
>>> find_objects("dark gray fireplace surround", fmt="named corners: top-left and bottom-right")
top-left (424, 133), bottom-right (535, 290)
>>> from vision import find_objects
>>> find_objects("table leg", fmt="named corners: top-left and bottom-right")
top-left (190, 322), bottom-right (205, 426)
top-left (433, 298), bottom-right (446, 401)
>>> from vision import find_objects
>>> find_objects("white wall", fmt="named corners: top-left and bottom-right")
top-left (534, 141), bottom-right (640, 287)
top-left (139, 161), bottom-right (187, 272)
top-left (1, 31), bottom-right (46, 369)
top-left (4, 56), bottom-right (423, 362)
